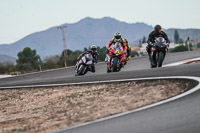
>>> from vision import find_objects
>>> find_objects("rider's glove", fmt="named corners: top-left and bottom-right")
top-left (149, 42), bottom-right (154, 46)
top-left (166, 43), bottom-right (169, 47)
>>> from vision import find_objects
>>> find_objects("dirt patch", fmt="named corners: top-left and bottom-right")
top-left (186, 60), bottom-right (200, 64)
top-left (0, 79), bottom-right (196, 133)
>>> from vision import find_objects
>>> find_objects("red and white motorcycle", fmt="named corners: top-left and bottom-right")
top-left (106, 42), bottom-right (127, 73)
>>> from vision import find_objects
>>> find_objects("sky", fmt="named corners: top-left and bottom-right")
top-left (0, 0), bottom-right (200, 44)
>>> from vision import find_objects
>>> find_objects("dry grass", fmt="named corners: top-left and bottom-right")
top-left (0, 79), bottom-right (194, 133)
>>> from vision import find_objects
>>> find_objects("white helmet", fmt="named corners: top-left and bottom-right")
top-left (114, 32), bottom-right (121, 39)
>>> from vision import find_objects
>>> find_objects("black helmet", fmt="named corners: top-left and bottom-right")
top-left (154, 25), bottom-right (162, 33)
top-left (114, 32), bottom-right (121, 39)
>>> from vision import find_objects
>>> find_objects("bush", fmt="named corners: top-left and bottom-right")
top-left (0, 62), bottom-right (16, 74)
top-left (42, 55), bottom-right (61, 70)
top-left (169, 45), bottom-right (189, 53)
top-left (130, 51), bottom-right (139, 57)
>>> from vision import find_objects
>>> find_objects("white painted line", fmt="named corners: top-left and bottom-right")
top-left (52, 76), bottom-right (200, 133)
top-left (163, 62), bottom-right (184, 67)
top-left (163, 57), bottom-right (200, 67)
top-left (0, 75), bottom-right (13, 79)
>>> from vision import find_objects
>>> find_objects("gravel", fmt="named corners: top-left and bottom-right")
top-left (0, 79), bottom-right (196, 133)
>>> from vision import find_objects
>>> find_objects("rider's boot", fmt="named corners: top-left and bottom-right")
top-left (105, 54), bottom-right (109, 62)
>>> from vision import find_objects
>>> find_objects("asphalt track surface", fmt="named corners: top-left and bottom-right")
top-left (0, 50), bottom-right (200, 133)
top-left (0, 50), bottom-right (200, 88)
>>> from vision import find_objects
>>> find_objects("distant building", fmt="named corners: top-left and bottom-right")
top-left (140, 43), bottom-right (148, 53)
top-left (131, 46), bottom-right (141, 52)
top-left (131, 46), bottom-right (143, 56)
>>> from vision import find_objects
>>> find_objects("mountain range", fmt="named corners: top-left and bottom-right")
top-left (0, 17), bottom-right (200, 60)
top-left (0, 54), bottom-right (16, 64)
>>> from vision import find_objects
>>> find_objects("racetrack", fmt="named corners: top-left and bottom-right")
top-left (0, 50), bottom-right (200, 88)
top-left (0, 50), bottom-right (200, 133)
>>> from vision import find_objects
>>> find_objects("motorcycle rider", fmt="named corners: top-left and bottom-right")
top-left (124, 38), bottom-right (131, 60)
top-left (146, 25), bottom-right (170, 59)
top-left (105, 32), bottom-right (127, 62)
top-left (77, 45), bottom-right (99, 73)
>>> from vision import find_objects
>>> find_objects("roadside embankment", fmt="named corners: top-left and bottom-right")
top-left (0, 79), bottom-right (198, 133)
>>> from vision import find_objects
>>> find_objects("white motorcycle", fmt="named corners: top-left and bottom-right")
top-left (75, 53), bottom-right (94, 76)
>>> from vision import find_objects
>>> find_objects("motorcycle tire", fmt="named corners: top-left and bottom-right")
top-left (158, 52), bottom-right (164, 67)
top-left (151, 52), bottom-right (157, 68)
top-left (112, 57), bottom-right (119, 72)
top-left (77, 64), bottom-right (85, 76)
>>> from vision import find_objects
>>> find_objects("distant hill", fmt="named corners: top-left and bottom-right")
top-left (0, 17), bottom-right (153, 58)
top-left (166, 29), bottom-right (200, 42)
top-left (0, 54), bottom-right (16, 64)
top-left (0, 17), bottom-right (199, 58)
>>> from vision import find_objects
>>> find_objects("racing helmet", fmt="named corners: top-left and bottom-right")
top-left (90, 45), bottom-right (97, 53)
top-left (154, 25), bottom-right (162, 33)
top-left (114, 32), bottom-right (121, 40)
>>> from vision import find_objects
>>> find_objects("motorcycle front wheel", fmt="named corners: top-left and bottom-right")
top-left (77, 64), bottom-right (85, 76)
top-left (158, 52), bottom-right (164, 67)
top-left (151, 52), bottom-right (157, 68)
top-left (112, 57), bottom-right (119, 72)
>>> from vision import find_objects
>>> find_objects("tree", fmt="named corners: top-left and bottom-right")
top-left (98, 46), bottom-right (107, 61)
top-left (138, 40), bottom-right (142, 47)
top-left (142, 36), bottom-right (147, 43)
top-left (174, 29), bottom-right (180, 44)
top-left (83, 47), bottom-right (88, 52)
top-left (16, 47), bottom-right (41, 72)
top-left (42, 55), bottom-right (61, 70)
top-left (60, 49), bottom-right (82, 66)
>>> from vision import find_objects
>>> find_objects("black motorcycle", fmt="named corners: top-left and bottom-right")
top-left (150, 37), bottom-right (168, 68)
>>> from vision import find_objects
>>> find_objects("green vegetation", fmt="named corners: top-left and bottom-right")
top-left (0, 46), bottom-right (109, 75)
top-left (174, 29), bottom-right (184, 44)
top-left (16, 47), bottom-right (41, 73)
top-left (70, 93), bottom-right (79, 98)
top-left (169, 44), bottom-right (191, 53)
top-left (130, 51), bottom-right (139, 57)
top-left (0, 62), bottom-right (16, 74)
top-left (174, 30), bottom-right (180, 44)
top-left (142, 36), bottom-right (147, 44)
